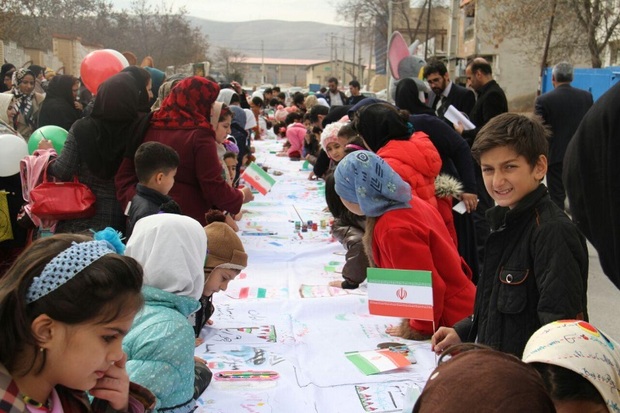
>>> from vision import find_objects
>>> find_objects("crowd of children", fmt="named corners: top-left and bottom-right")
top-left (0, 60), bottom-right (616, 412)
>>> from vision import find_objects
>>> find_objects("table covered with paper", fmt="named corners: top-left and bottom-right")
top-left (195, 140), bottom-right (437, 413)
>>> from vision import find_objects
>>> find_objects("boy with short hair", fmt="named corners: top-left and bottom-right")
top-left (127, 141), bottom-right (181, 237)
top-left (432, 113), bottom-right (588, 356)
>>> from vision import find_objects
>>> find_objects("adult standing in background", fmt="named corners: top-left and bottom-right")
top-left (325, 77), bottom-right (347, 107)
top-left (535, 62), bottom-right (593, 210)
top-left (347, 80), bottom-right (365, 105)
top-left (454, 59), bottom-right (508, 270)
top-left (38, 75), bottom-right (83, 131)
top-left (4, 68), bottom-right (45, 140)
top-left (423, 60), bottom-right (475, 121)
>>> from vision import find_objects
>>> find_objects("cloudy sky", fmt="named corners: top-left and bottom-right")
top-left (112, 0), bottom-right (345, 25)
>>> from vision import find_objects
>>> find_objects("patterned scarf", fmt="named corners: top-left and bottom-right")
top-left (334, 150), bottom-right (412, 217)
top-left (11, 68), bottom-right (36, 128)
top-left (151, 76), bottom-right (219, 130)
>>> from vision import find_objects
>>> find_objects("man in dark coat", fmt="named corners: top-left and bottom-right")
top-left (535, 62), bottom-right (593, 210)
top-left (424, 60), bottom-right (475, 120)
top-left (455, 58), bottom-right (508, 270)
top-left (564, 81), bottom-right (620, 290)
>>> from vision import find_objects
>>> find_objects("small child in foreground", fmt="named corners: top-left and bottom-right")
top-left (0, 233), bottom-right (156, 412)
top-left (127, 141), bottom-right (181, 238)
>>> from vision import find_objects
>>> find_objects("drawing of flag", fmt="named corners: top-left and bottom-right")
top-left (241, 162), bottom-right (276, 195)
top-left (366, 268), bottom-right (433, 321)
top-left (346, 349), bottom-right (410, 375)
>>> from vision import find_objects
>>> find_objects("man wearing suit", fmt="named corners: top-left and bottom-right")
top-left (455, 58), bottom-right (508, 272)
top-left (535, 62), bottom-right (593, 210)
top-left (424, 61), bottom-right (476, 120)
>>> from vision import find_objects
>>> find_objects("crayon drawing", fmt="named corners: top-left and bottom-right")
top-left (355, 383), bottom-right (411, 412)
top-left (206, 325), bottom-right (277, 344)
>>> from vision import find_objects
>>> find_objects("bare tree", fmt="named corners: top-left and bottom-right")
top-left (482, 0), bottom-right (620, 68)
top-left (214, 47), bottom-right (247, 83)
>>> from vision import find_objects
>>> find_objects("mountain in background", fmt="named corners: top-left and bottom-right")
top-left (189, 18), bottom-right (361, 61)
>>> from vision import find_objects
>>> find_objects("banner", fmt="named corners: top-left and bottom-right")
top-left (241, 162), bottom-right (276, 195)
top-left (367, 268), bottom-right (433, 321)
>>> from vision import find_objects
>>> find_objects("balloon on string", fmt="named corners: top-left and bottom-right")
top-left (28, 125), bottom-right (68, 155)
top-left (80, 49), bottom-right (129, 94)
top-left (0, 134), bottom-right (28, 177)
top-left (103, 49), bottom-right (130, 68)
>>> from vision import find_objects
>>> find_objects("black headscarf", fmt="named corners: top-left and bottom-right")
top-left (121, 66), bottom-right (151, 113)
top-left (72, 72), bottom-right (144, 179)
top-left (38, 75), bottom-right (81, 131)
top-left (395, 78), bottom-right (435, 116)
top-left (352, 103), bottom-right (411, 153)
top-left (0, 63), bottom-right (15, 93)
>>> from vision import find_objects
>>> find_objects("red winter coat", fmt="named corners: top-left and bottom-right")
top-left (370, 197), bottom-right (476, 335)
top-left (116, 128), bottom-right (243, 226)
top-left (377, 132), bottom-right (441, 209)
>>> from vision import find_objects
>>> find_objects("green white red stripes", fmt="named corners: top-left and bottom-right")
top-left (367, 268), bottom-right (433, 320)
top-left (241, 162), bottom-right (276, 195)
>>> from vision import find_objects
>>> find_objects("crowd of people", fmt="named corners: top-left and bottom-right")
top-left (0, 54), bottom-right (618, 413)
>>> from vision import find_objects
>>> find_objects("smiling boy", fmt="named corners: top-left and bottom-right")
top-left (432, 113), bottom-right (588, 356)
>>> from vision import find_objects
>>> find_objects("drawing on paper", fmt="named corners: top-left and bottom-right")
top-left (355, 383), bottom-right (410, 412)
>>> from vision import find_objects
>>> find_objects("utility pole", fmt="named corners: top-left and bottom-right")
top-left (353, 13), bottom-right (357, 80)
top-left (538, 0), bottom-right (558, 96)
top-left (342, 35), bottom-right (346, 84)
top-left (386, 0), bottom-right (393, 99)
top-left (261, 40), bottom-right (265, 84)
top-left (331, 33), bottom-right (335, 78)
top-left (358, 22), bottom-right (363, 81)
top-left (425, 0), bottom-right (432, 60)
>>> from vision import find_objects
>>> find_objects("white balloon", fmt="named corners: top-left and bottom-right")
top-left (0, 134), bottom-right (28, 177)
top-left (103, 49), bottom-right (130, 68)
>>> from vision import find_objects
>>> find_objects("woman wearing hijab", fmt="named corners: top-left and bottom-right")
top-left (334, 151), bottom-right (475, 339)
top-left (38, 75), bottom-right (82, 131)
top-left (121, 65), bottom-right (152, 113)
top-left (216, 88), bottom-right (240, 106)
top-left (41, 72), bottom-right (144, 234)
top-left (143, 66), bottom-right (166, 107)
top-left (116, 77), bottom-right (253, 226)
top-left (394, 78), bottom-right (435, 116)
top-left (0, 63), bottom-right (15, 93)
top-left (3, 68), bottom-right (45, 139)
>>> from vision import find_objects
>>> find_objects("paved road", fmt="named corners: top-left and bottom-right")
top-left (585, 243), bottom-right (620, 339)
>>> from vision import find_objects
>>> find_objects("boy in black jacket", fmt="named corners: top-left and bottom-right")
top-left (127, 141), bottom-right (181, 238)
top-left (432, 113), bottom-right (588, 356)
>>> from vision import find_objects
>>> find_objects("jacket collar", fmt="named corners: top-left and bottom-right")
top-left (486, 184), bottom-right (548, 230)
top-left (136, 184), bottom-right (172, 204)
top-left (477, 79), bottom-right (499, 97)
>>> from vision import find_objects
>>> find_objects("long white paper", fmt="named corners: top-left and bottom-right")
top-left (444, 105), bottom-right (476, 130)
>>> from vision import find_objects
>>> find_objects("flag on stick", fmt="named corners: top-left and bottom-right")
top-left (241, 162), bottom-right (276, 195)
top-left (366, 268), bottom-right (433, 321)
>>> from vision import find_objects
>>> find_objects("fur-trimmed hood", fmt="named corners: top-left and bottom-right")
top-left (434, 173), bottom-right (463, 199)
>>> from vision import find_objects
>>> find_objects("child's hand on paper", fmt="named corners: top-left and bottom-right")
top-left (460, 192), bottom-right (478, 213)
top-left (195, 338), bottom-right (204, 346)
top-left (328, 280), bottom-right (342, 288)
top-left (431, 327), bottom-right (462, 354)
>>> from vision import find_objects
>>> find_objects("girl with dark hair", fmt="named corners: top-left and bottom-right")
top-left (38, 75), bottom-right (82, 131)
top-left (0, 232), bottom-right (156, 412)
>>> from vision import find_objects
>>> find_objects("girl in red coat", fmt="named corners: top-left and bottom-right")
top-left (334, 150), bottom-right (475, 339)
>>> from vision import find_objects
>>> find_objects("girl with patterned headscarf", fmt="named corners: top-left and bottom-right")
top-left (116, 77), bottom-right (253, 226)
top-left (334, 150), bottom-right (475, 339)
top-left (4, 68), bottom-right (45, 139)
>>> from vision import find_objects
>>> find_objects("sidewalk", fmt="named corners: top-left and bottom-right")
top-left (585, 243), bottom-right (620, 339)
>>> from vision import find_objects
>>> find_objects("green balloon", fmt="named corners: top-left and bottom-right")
top-left (28, 126), bottom-right (68, 155)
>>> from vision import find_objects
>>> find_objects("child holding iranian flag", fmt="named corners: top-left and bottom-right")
top-left (334, 150), bottom-right (475, 340)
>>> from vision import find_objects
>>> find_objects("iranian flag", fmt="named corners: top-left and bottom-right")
top-left (367, 268), bottom-right (433, 321)
top-left (241, 162), bottom-right (276, 195)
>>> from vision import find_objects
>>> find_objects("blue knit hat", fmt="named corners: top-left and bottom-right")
top-left (334, 150), bottom-right (412, 217)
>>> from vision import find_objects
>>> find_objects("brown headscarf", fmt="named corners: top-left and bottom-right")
top-left (413, 346), bottom-right (556, 413)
